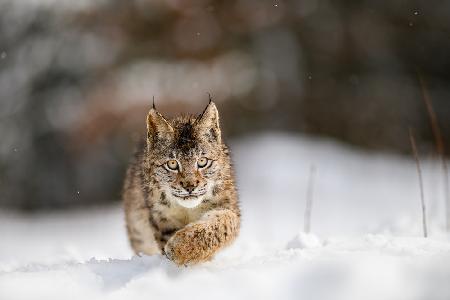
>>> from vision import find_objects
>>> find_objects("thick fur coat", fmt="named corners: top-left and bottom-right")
top-left (123, 101), bottom-right (240, 265)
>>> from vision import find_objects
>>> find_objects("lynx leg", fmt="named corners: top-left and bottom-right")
top-left (125, 206), bottom-right (161, 256)
top-left (164, 209), bottom-right (240, 265)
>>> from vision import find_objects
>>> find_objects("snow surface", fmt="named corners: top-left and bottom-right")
top-left (1, 133), bottom-right (449, 300)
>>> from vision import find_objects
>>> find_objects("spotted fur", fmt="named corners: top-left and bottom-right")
top-left (123, 102), bottom-right (240, 266)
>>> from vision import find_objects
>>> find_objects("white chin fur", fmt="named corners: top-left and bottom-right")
top-left (176, 197), bottom-right (203, 208)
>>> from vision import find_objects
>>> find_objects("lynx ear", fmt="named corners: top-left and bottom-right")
top-left (147, 108), bottom-right (174, 145)
top-left (196, 101), bottom-right (222, 144)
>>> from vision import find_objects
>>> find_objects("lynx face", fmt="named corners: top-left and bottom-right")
top-left (146, 102), bottom-right (224, 208)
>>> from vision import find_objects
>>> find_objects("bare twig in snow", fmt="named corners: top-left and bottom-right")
top-left (409, 128), bottom-right (428, 238)
top-left (304, 165), bottom-right (316, 233)
top-left (417, 73), bottom-right (449, 232)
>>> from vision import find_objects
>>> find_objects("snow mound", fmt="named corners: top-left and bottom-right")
top-left (286, 232), bottom-right (322, 249)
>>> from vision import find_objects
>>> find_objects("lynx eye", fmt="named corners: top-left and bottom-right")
top-left (166, 160), bottom-right (179, 171)
top-left (197, 157), bottom-right (209, 168)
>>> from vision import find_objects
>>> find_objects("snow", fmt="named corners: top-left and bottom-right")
top-left (286, 232), bottom-right (322, 249)
top-left (1, 133), bottom-right (449, 300)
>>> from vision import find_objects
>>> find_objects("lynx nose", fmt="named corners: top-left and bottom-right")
top-left (179, 179), bottom-right (199, 194)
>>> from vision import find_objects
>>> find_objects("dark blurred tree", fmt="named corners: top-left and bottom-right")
top-left (0, 0), bottom-right (449, 210)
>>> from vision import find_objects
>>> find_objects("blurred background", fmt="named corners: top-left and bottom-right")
top-left (0, 0), bottom-right (449, 211)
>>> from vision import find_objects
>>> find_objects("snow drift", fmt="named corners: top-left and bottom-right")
top-left (1, 133), bottom-right (449, 300)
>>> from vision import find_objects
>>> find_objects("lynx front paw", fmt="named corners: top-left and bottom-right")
top-left (164, 225), bottom-right (212, 266)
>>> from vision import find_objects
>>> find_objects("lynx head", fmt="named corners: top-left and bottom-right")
top-left (146, 101), bottom-right (228, 208)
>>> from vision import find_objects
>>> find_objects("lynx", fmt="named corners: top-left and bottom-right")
top-left (123, 101), bottom-right (240, 265)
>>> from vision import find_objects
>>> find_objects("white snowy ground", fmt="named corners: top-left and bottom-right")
top-left (1, 133), bottom-right (450, 300)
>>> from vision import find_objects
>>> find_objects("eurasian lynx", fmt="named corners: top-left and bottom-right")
top-left (123, 101), bottom-right (240, 265)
